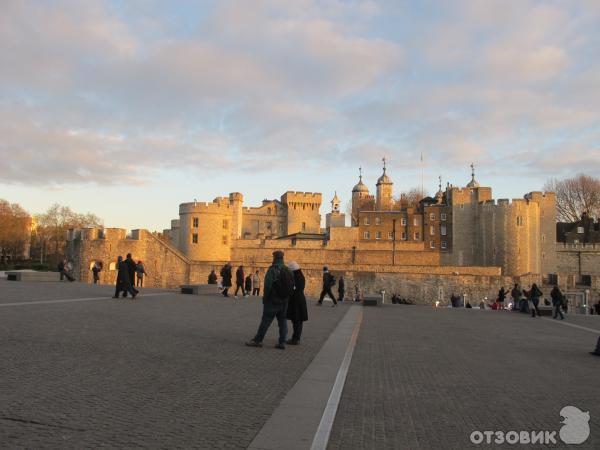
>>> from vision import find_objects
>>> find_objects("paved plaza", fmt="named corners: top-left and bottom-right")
top-left (1, 280), bottom-right (598, 449)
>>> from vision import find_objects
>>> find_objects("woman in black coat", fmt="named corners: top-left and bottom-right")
top-left (286, 261), bottom-right (308, 345)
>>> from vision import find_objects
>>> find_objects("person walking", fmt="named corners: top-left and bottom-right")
top-left (246, 251), bottom-right (294, 349)
top-left (511, 283), bottom-right (523, 311)
top-left (252, 270), bottom-right (261, 296)
top-left (91, 261), bottom-right (101, 284)
top-left (135, 260), bottom-right (146, 287)
top-left (317, 266), bottom-right (337, 306)
top-left (594, 300), bottom-right (600, 316)
top-left (551, 285), bottom-right (565, 320)
top-left (529, 283), bottom-right (543, 317)
top-left (286, 261), bottom-right (308, 345)
top-left (207, 270), bottom-right (218, 284)
top-left (245, 273), bottom-right (252, 295)
top-left (234, 265), bottom-right (247, 297)
top-left (220, 262), bottom-right (232, 297)
top-left (590, 337), bottom-right (600, 356)
top-left (58, 258), bottom-right (75, 281)
top-left (338, 276), bottom-right (345, 302)
top-left (113, 256), bottom-right (138, 299)
top-left (497, 286), bottom-right (507, 310)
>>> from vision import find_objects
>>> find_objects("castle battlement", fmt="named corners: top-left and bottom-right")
top-left (179, 201), bottom-right (232, 214)
top-left (281, 191), bottom-right (322, 204)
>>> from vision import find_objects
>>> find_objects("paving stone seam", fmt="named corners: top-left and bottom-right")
top-left (310, 307), bottom-right (363, 450)
top-left (0, 292), bottom-right (173, 307)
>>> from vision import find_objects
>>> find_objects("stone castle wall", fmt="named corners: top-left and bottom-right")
top-left (67, 227), bottom-right (553, 306)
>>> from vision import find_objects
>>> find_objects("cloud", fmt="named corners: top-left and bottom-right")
top-left (0, 0), bottom-right (599, 191)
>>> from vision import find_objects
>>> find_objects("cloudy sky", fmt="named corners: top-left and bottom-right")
top-left (1, 0), bottom-right (599, 230)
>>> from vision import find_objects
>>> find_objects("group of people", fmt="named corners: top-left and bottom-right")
top-left (245, 250), bottom-right (308, 349)
top-left (214, 264), bottom-right (261, 298)
top-left (112, 253), bottom-right (147, 300)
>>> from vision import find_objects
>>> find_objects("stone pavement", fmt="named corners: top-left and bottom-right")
top-left (0, 280), bottom-right (346, 448)
top-left (1, 280), bottom-right (599, 449)
top-left (328, 306), bottom-right (600, 449)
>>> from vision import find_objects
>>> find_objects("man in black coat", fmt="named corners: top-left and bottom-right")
top-left (220, 263), bottom-right (232, 297)
top-left (113, 256), bottom-right (138, 299)
top-left (234, 265), bottom-right (247, 297)
top-left (318, 266), bottom-right (337, 306)
top-left (338, 276), bottom-right (345, 302)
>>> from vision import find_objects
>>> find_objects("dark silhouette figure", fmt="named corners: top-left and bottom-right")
top-left (286, 261), bottom-right (308, 345)
top-left (220, 263), bottom-right (232, 297)
top-left (318, 267), bottom-right (337, 306)
top-left (208, 270), bottom-right (218, 284)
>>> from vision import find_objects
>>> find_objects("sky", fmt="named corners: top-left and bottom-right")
top-left (1, 0), bottom-right (599, 231)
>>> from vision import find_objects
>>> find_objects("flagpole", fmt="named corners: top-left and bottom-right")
top-left (420, 152), bottom-right (424, 199)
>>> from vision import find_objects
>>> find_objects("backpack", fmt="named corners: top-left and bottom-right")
top-left (271, 266), bottom-right (294, 303)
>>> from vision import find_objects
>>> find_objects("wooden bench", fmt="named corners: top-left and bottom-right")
top-left (6, 271), bottom-right (61, 282)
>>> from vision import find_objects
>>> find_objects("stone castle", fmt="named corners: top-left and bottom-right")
top-left (66, 164), bottom-right (599, 304)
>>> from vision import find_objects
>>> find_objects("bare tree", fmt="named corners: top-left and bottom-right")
top-left (34, 204), bottom-right (102, 265)
top-left (544, 174), bottom-right (600, 222)
top-left (393, 187), bottom-right (428, 210)
top-left (0, 199), bottom-right (31, 263)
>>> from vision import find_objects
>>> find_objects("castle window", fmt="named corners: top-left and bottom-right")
top-left (441, 225), bottom-right (447, 236)
top-left (222, 235), bottom-right (228, 245)
top-left (223, 219), bottom-right (228, 229)
top-left (517, 216), bottom-right (524, 226)
top-left (430, 240), bottom-right (435, 249)
top-left (414, 232), bottom-right (420, 240)
top-left (266, 221), bottom-right (272, 232)
top-left (267, 207), bottom-right (271, 215)
top-left (441, 213), bottom-right (447, 221)
top-left (375, 231), bottom-right (381, 240)
top-left (401, 218), bottom-right (407, 226)
top-left (364, 217), bottom-right (370, 225)
top-left (364, 231), bottom-right (370, 239)
top-left (577, 227), bottom-right (584, 234)
top-left (541, 234), bottom-right (545, 242)
top-left (375, 217), bottom-right (381, 225)
top-left (279, 223), bottom-right (285, 234)
top-left (430, 225), bottom-right (435, 236)
top-left (192, 233), bottom-right (198, 244)
top-left (413, 217), bottom-right (419, 226)
top-left (192, 217), bottom-right (199, 228)
top-left (429, 213), bottom-right (435, 221)
top-left (302, 222), bottom-right (306, 231)
top-left (388, 231), bottom-right (393, 240)
top-left (441, 241), bottom-right (447, 249)
top-left (401, 231), bottom-right (407, 240)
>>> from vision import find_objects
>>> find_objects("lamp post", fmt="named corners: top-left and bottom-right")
top-left (392, 219), bottom-right (396, 265)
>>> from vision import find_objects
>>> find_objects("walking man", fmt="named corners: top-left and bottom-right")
top-left (113, 256), bottom-right (138, 299)
top-left (318, 266), bottom-right (337, 306)
top-left (529, 283), bottom-right (543, 317)
top-left (234, 265), bottom-right (247, 297)
top-left (220, 262), bottom-right (232, 297)
top-left (246, 251), bottom-right (294, 349)
top-left (551, 285), bottom-right (565, 320)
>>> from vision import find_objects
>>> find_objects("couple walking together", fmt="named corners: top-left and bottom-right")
top-left (246, 250), bottom-right (308, 349)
